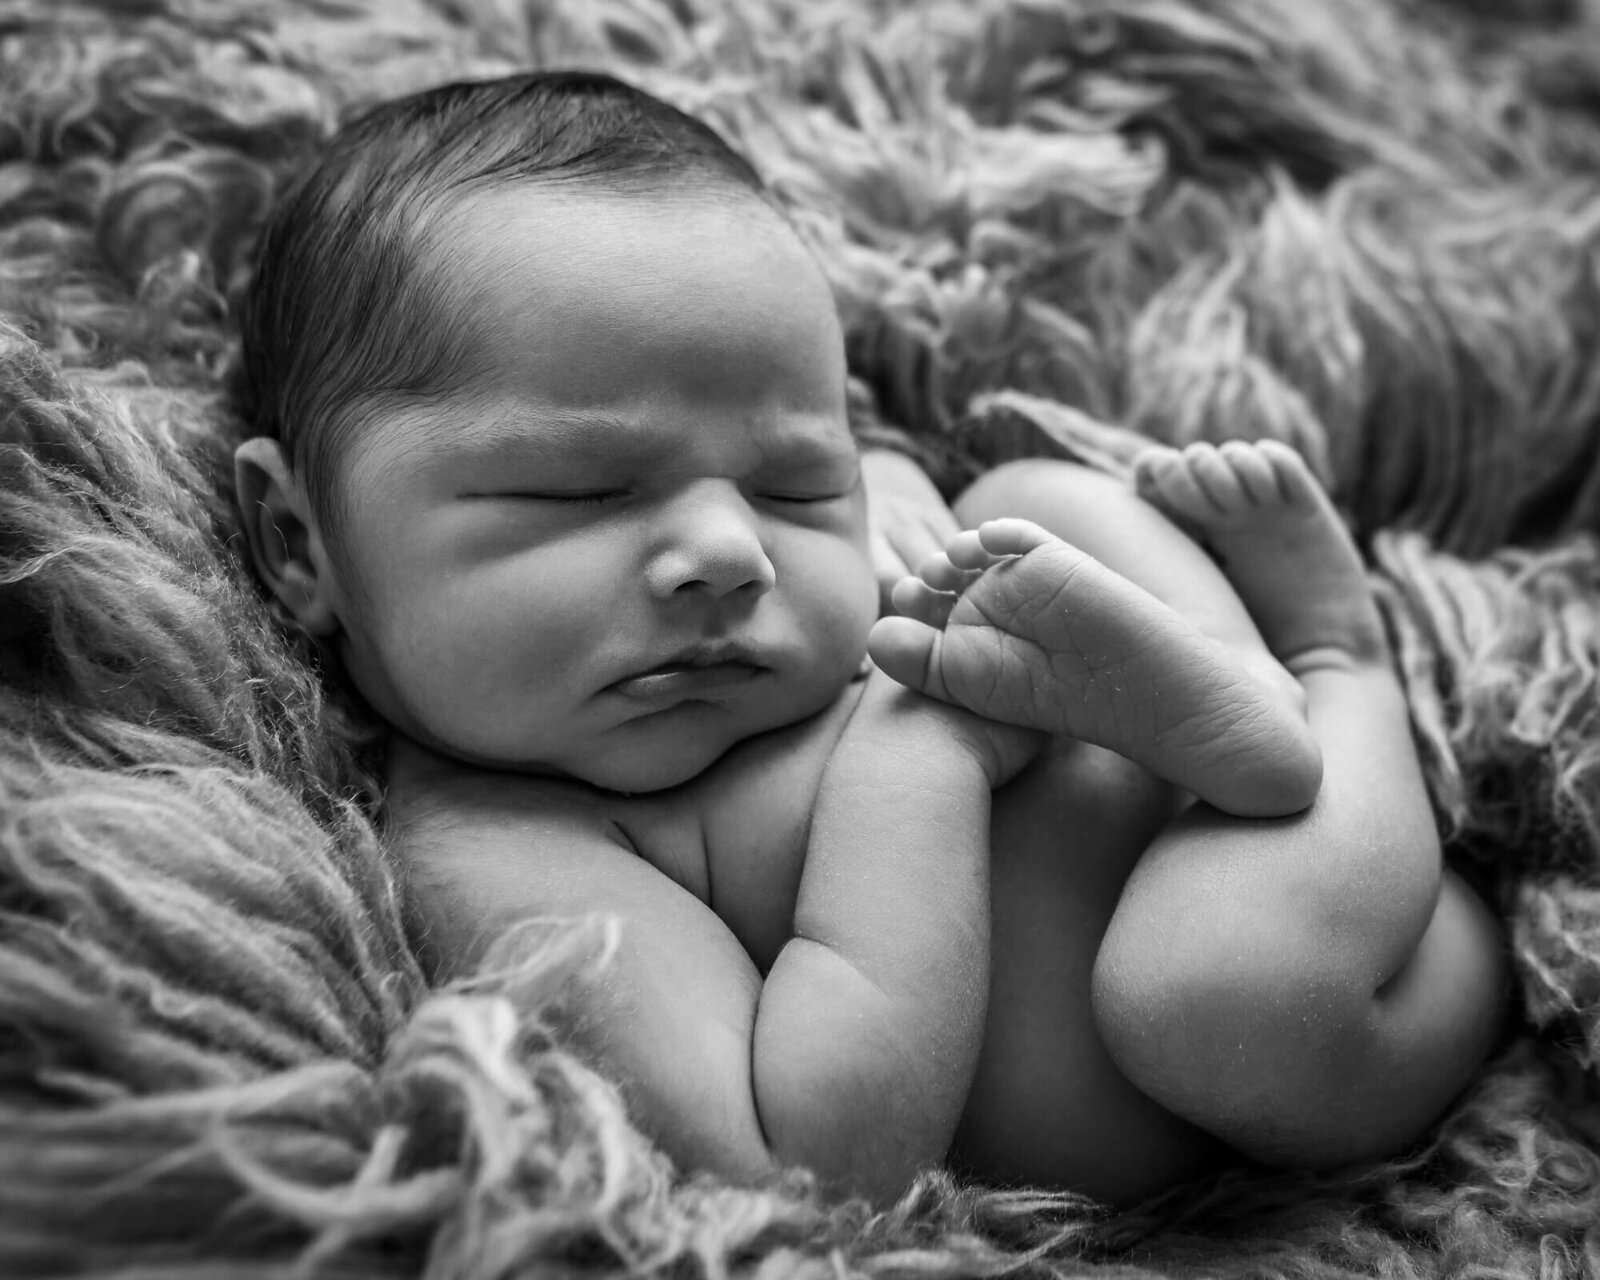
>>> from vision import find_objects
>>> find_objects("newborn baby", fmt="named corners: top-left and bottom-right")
top-left (233, 69), bottom-right (1505, 1205)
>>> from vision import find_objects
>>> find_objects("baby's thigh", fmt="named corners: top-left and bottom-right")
top-left (951, 458), bottom-right (1271, 661)
top-left (953, 738), bottom-right (1225, 1204)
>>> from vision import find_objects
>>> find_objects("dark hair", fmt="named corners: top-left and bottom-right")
top-left (236, 70), bottom-right (769, 538)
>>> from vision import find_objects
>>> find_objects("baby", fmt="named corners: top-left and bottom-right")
top-left (233, 70), bottom-right (1506, 1205)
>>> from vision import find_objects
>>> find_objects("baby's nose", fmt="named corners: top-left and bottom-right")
top-left (647, 481), bottom-right (777, 601)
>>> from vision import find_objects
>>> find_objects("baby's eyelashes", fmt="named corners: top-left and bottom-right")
top-left (462, 479), bottom-right (857, 519)
top-left (759, 491), bottom-right (847, 504)
top-left (536, 490), bottom-right (628, 506)
top-left (465, 489), bottom-right (630, 505)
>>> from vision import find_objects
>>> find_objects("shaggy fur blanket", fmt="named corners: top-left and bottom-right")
top-left (6, 0), bottom-right (1600, 1275)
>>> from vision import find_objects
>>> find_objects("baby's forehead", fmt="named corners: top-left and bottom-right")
top-left (393, 401), bottom-right (859, 470)
top-left (406, 183), bottom-right (809, 351)
top-left (435, 179), bottom-right (805, 279)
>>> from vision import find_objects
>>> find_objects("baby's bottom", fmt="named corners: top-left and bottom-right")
top-left (917, 451), bottom-right (1505, 1204)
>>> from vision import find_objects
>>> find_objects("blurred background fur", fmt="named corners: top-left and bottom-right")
top-left (7, 0), bottom-right (1600, 1275)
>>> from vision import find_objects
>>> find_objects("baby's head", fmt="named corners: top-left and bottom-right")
top-left (235, 71), bottom-right (877, 792)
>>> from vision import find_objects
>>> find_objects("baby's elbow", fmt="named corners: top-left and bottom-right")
top-left (751, 1015), bottom-right (960, 1203)
top-left (755, 1055), bottom-right (958, 1204)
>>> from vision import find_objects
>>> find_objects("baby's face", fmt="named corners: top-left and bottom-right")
top-left (320, 185), bottom-right (877, 791)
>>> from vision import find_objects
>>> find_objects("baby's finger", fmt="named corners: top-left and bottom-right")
top-left (920, 501), bottom-right (964, 545)
top-left (871, 528), bottom-right (913, 587)
top-left (887, 520), bottom-right (951, 585)
top-left (890, 576), bottom-right (957, 629)
top-left (917, 549), bottom-right (982, 592)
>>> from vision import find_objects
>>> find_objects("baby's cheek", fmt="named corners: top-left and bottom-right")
top-left (821, 547), bottom-right (879, 661)
top-left (374, 579), bottom-right (561, 712)
top-left (849, 542), bottom-right (881, 620)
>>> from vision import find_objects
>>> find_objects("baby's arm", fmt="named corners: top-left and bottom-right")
top-left (754, 672), bottom-right (1039, 1197)
top-left (395, 688), bottom-right (1037, 1202)
top-left (399, 785), bottom-right (783, 1182)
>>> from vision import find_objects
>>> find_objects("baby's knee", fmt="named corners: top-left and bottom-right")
top-left (951, 458), bottom-right (1128, 531)
top-left (1090, 921), bottom-right (1378, 1165)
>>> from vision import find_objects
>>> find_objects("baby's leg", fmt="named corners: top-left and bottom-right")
top-left (869, 462), bottom-right (1321, 816)
top-left (1090, 442), bottom-right (1506, 1169)
top-left (907, 447), bottom-right (1503, 1177)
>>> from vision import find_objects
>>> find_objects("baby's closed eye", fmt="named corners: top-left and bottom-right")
top-left (523, 490), bottom-right (629, 506)
top-left (759, 488), bottom-right (849, 504)
top-left (751, 457), bottom-right (860, 507)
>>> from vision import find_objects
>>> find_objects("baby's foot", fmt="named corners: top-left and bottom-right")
top-left (868, 518), bottom-right (1321, 816)
top-left (1132, 441), bottom-right (1388, 675)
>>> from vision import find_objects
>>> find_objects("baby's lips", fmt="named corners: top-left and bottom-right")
top-left (609, 662), bottom-right (764, 702)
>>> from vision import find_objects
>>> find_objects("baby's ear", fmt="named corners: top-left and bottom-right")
top-left (233, 438), bottom-right (341, 637)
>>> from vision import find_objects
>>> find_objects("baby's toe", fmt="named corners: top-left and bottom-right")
top-left (867, 615), bottom-right (949, 701)
top-left (974, 517), bottom-right (1061, 559)
top-left (1256, 439), bottom-right (1323, 510)
top-left (1132, 445), bottom-right (1181, 494)
top-left (1184, 442), bottom-right (1248, 513)
top-left (1218, 440), bottom-right (1281, 505)
top-left (918, 548), bottom-right (975, 592)
top-left (942, 528), bottom-right (1008, 573)
top-left (1136, 446), bottom-right (1213, 524)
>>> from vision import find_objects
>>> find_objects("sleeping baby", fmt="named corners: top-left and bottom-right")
top-left (232, 69), bottom-right (1505, 1205)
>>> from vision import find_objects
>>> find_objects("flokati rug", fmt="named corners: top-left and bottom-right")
top-left (5, 0), bottom-right (1600, 1275)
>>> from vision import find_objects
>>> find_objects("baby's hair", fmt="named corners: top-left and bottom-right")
top-left (236, 70), bottom-right (769, 540)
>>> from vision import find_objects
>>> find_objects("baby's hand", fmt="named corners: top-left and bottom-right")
top-left (861, 450), bottom-right (962, 612)
top-left (859, 665), bottom-right (1046, 788)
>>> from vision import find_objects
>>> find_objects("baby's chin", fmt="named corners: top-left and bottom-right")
top-left (398, 731), bottom-right (723, 795)
top-left (560, 710), bottom-right (798, 794)
top-left (393, 718), bottom-right (750, 795)
top-left (549, 697), bottom-right (848, 795)
top-left (565, 750), bottom-right (725, 796)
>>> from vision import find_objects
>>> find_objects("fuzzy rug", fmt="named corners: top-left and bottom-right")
top-left (6, 0), bottom-right (1600, 1275)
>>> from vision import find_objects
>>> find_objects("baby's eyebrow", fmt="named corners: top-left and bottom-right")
top-left (417, 409), bottom-right (660, 462)
top-left (758, 434), bottom-right (860, 471)
top-left (412, 407), bottom-right (853, 468)
top-left (752, 441), bottom-right (857, 480)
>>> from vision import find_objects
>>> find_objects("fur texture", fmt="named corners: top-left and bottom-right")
top-left (5, 0), bottom-right (1600, 1275)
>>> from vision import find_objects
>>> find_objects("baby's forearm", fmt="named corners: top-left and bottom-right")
top-left (753, 678), bottom-right (995, 1199)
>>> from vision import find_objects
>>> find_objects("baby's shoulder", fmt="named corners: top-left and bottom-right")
top-left (382, 744), bottom-right (724, 980)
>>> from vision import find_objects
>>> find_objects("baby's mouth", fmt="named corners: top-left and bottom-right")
top-left (609, 644), bottom-right (767, 702)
